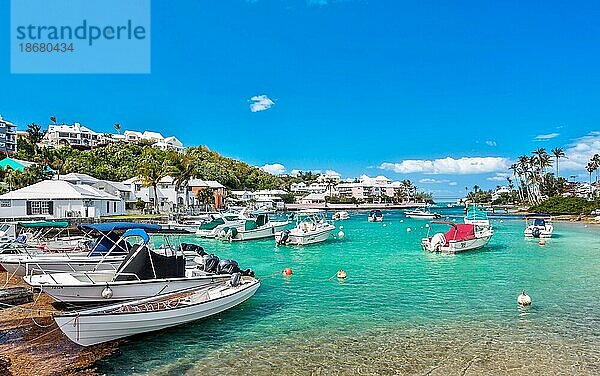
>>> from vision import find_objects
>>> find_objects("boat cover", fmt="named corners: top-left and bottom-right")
top-left (444, 224), bottom-right (476, 243)
top-left (18, 221), bottom-right (69, 228)
top-left (78, 222), bottom-right (161, 233)
top-left (114, 245), bottom-right (185, 281)
top-left (198, 218), bottom-right (225, 230)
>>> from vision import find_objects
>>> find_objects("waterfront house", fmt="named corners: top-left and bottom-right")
top-left (188, 179), bottom-right (226, 208)
top-left (0, 180), bottom-right (125, 219)
top-left (300, 193), bottom-right (327, 205)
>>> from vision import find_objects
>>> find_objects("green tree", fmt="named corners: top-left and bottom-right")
top-left (138, 148), bottom-right (169, 213)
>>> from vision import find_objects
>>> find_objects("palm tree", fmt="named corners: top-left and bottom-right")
top-left (473, 185), bottom-right (480, 194)
top-left (586, 161), bottom-right (595, 198)
top-left (50, 116), bottom-right (57, 124)
top-left (593, 154), bottom-right (600, 183)
top-left (551, 147), bottom-right (565, 177)
top-left (114, 123), bottom-right (122, 134)
top-left (26, 123), bottom-right (45, 155)
top-left (170, 153), bottom-right (195, 211)
top-left (138, 149), bottom-right (168, 213)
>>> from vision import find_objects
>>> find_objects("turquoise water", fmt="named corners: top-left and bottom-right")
top-left (97, 209), bottom-right (600, 375)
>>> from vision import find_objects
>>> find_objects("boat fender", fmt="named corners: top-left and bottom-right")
top-left (229, 272), bottom-right (242, 287)
top-left (532, 227), bottom-right (541, 238)
top-left (101, 286), bottom-right (113, 299)
top-left (278, 229), bottom-right (291, 245)
top-left (517, 290), bottom-right (531, 305)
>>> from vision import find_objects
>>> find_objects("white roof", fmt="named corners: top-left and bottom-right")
top-left (143, 131), bottom-right (165, 140)
top-left (0, 180), bottom-right (121, 200)
top-left (302, 193), bottom-right (326, 200)
top-left (188, 179), bottom-right (225, 188)
top-left (98, 180), bottom-right (131, 192)
top-left (59, 173), bottom-right (100, 185)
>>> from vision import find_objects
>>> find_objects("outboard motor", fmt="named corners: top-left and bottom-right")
top-left (229, 272), bottom-right (242, 287)
top-left (532, 227), bottom-right (541, 238)
top-left (181, 243), bottom-right (206, 256)
top-left (278, 229), bottom-right (291, 245)
top-left (217, 259), bottom-right (240, 274)
top-left (200, 254), bottom-right (220, 273)
top-left (240, 268), bottom-right (255, 277)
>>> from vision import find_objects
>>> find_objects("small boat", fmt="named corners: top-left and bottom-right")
top-left (367, 210), bottom-right (384, 222)
top-left (524, 215), bottom-right (554, 238)
top-left (195, 212), bottom-right (247, 238)
top-left (0, 221), bottom-right (155, 276)
top-left (13, 221), bottom-right (93, 252)
top-left (421, 221), bottom-right (493, 253)
top-left (54, 274), bottom-right (260, 346)
top-left (275, 209), bottom-right (336, 246)
top-left (216, 211), bottom-right (290, 241)
top-left (24, 229), bottom-right (249, 303)
top-left (464, 205), bottom-right (491, 228)
top-left (332, 211), bottom-right (350, 221)
top-left (405, 208), bottom-right (441, 219)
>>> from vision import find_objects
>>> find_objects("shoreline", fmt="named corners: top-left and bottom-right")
top-left (0, 273), bottom-right (117, 376)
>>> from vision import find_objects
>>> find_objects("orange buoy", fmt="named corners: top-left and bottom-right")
top-left (337, 270), bottom-right (347, 279)
top-left (538, 239), bottom-right (546, 246)
top-left (282, 267), bottom-right (293, 276)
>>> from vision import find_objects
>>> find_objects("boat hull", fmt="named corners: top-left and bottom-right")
top-left (231, 222), bottom-right (289, 241)
top-left (275, 227), bottom-right (334, 246)
top-left (25, 274), bottom-right (230, 303)
top-left (54, 280), bottom-right (260, 346)
top-left (0, 256), bottom-right (124, 277)
top-left (422, 234), bottom-right (492, 253)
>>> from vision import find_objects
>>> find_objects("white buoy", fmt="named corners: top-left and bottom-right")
top-left (400, 219), bottom-right (404, 223)
top-left (339, 225), bottom-right (344, 230)
top-left (425, 223), bottom-right (430, 228)
top-left (383, 224), bottom-right (387, 227)
top-left (338, 231), bottom-right (345, 239)
top-left (406, 227), bottom-right (411, 232)
top-left (500, 220), bottom-right (504, 224)
top-left (517, 290), bottom-right (531, 306)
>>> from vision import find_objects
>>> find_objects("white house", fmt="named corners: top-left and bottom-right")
top-left (0, 180), bottom-right (125, 219)
top-left (115, 130), bottom-right (185, 153)
top-left (300, 193), bottom-right (327, 204)
top-left (492, 186), bottom-right (511, 201)
top-left (122, 176), bottom-right (186, 213)
top-left (43, 123), bottom-right (104, 148)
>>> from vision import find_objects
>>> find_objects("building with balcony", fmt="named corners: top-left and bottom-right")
top-left (0, 115), bottom-right (18, 154)
top-left (43, 122), bottom-right (104, 149)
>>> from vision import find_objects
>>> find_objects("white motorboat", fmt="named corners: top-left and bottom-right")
top-left (24, 229), bottom-right (253, 303)
top-left (367, 210), bottom-right (383, 222)
top-left (421, 221), bottom-right (493, 253)
top-left (54, 274), bottom-right (260, 346)
top-left (0, 222), bottom-right (160, 276)
top-left (275, 209), bottom-right (336, 246)
top-left (405, 208), bottom-right (441, 219)
top-left (14, 221), bottom-right (93, 252)
top-left (216, 211), bottom-right (290, 241)
top-left (464, 205), bottom-right (491, 228)
top-left (524, 215), bottom-right (554, 238)
top-left (332, 211), bottom-right (350, 221)
top-left (195, 211), bottom-right (247, 238)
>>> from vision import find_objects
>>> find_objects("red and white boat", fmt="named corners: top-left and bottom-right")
top-left (421, 221), bottom-right (493, 253)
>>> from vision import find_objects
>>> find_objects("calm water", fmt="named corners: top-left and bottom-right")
top-left (97, 209), bottom-right (600, 375)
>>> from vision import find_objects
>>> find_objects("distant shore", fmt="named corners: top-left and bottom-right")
top-left (285, 202), bottom-right (427, 210)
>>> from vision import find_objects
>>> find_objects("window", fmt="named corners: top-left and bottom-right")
top-left (113, 202), bottom-right (117, 212)
top-left (107, 201), bottom-right (110, 213)
top-left (26, 201), bottom-right (53, 215)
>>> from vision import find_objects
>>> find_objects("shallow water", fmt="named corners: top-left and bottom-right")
top-left (96, 210), bottom-right (600, 375)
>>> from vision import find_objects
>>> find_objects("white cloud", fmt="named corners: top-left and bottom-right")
top-left (560, 131), bottom-right (600, 171)
top-left (418, 178), bottom-right (450, 184)
top-left (485, 140), bottom-right (497, 147)
top-left (307, 0), bottom-right (328, 5)
top-left (448, 182), bottom-right (458, 186)
top-left (325, 169), bottom-right (341, 176)
top-left (486, 172), bottom-right (510, 181)
top-left (379, 157), bottom-right (510, 175)
top-left (249, 95), bottom-right (274, 112)
top-left (535, 133), bottom-right (560, 140)
top-left (261, 163), bottom-right (285, 175)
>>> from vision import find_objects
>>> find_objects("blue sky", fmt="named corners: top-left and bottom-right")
top-left (1, 0), bottom-right (600, 198)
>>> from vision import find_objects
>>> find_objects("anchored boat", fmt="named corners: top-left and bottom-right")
top-left (23, 228), bottom-right (253, 303)
top-left (367, 210), bottom-right (384, 222)
top-left (54, 274), bottom-right (260, 346)
top-left (421, 221), bottom-right (493, 253)
top-left (275, 209), bottom-right (335, 246)
top-left (216, 211), bottom-right (290, 241)
top-left (405, 208), bottom-right (441, 219)
top-left (524, 215), bottom-right (554, 238)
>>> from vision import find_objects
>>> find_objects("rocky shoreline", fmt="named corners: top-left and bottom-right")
top-left (0, 272), bottom-right (118, 376)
